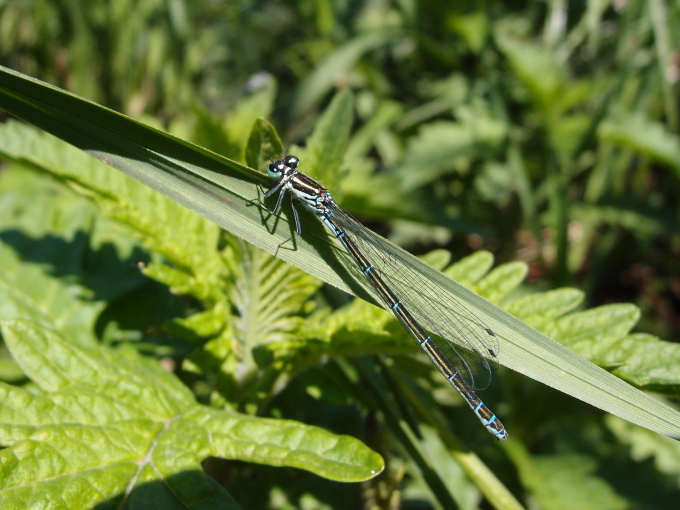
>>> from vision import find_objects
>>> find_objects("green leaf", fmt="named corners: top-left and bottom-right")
top-left (598, 112), bottom-right (680, 173)
top-left (395, 109), bottom-right (506, 190)
top-left (0, 165), bottom-right (144, 345)
top-left (572, 202), bottom-right (677, 238)
top-left (549, 304), bottom-right (640, 352)
top-left (511, 298), bottom-right (680, 393)
top-left (503, 288), bottom-right (584, 331)
top-left (291, 31), bottom-right (399, 116)
top-left (187, 77), bottom-right (277, 162)
top-left (607, 415), bottom-right (680, 478)
top-left (444, 250), bottom-right (495, 286)
top-left (507, 443), bottom-right (627, 510)
top-left (185, 238), bottom-right (322, 408)
top-left (494, 24), bottom-right (565, 110)
top-left (222, 77), bottom-right (278, 161)
top-left (245, 117), bottom-right (285, 171)
top-left (303, 88), bottom-right (354, 192)
top-left (449, 11), bottom-right (489, 54)
top-left (474, 261), bottom-right (528, 303)
top-left (0, 319), bottom-right (383, 508)
top-left (0, 118), bottom-right (225, 306)
top-left (592, 333), bottom-right (680, 392)
top-left (345, 99), bottom-right (403, 163)
top-left (1, 65), bottom-right (679, 443)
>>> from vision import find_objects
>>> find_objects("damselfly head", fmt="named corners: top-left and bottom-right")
top-left (267, 155), bottom-right (300, 179)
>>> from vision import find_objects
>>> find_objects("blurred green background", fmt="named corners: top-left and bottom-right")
top-left (1, 0), bottom-right (679, 508)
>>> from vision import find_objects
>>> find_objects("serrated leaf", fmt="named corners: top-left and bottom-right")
top-left (186, 238), bottom-right (322, 408)
top-left (503, 288), bottom-right (584, 330)
top-left (0, 319), bottom-right (383, 508)
top-left (226, 237), bottom-right (322, 352)
top-left (443, 250), bottom-right (494, 286)
top-left (595, 333), bottom-right (680, 391)
top-left (165, 304), bottom-right (228, 341)
top-left (0, 120), bottom-right (226, 309)
top-left (418, 249), bottom-right (452, 271)
top-left (474, 261), bottom-right (528, 303)
top-left (549, 304), bottom-right (640, 353)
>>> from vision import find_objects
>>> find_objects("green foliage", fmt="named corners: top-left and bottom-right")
top-left (0, 320), bottom-right (381, 508)
top-left (0, 156), bottom-right (382, 508)
top-left (0, 111), bottom-right (678, 507)
top-left (1, 0), bottom-right (680, 508)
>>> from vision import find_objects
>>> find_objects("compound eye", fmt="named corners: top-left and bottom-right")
top-left (284, 155), bottom-right (299, 168)
top-left (267, 162), bottom-right (282, 178)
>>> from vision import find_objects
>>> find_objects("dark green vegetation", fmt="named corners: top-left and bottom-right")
top-left (0, 1), bottom-right (679, 509)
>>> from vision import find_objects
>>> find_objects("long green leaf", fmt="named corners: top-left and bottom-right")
top-left (1, 65), bottom-right (679, 441)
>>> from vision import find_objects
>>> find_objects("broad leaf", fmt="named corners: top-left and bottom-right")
top-left (0, 166), bottom-right (146, 345)
top-left (0, 320), bottom-right (383, 508)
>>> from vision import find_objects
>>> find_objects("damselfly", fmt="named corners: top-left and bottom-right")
top-left (254, 155), bottom-right (508, 440)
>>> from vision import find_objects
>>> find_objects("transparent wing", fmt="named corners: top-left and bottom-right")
top-left (324, 200), bottom-right (499, 390)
